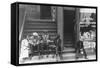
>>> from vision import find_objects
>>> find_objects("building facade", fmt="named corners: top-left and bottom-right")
top-left (19, 4), bottom-right (96, 64)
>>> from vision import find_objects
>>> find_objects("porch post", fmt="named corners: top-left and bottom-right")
top-left (57, 7), bottom-right (64, 50)
top-left (76, 8), bottom-right (80, 42)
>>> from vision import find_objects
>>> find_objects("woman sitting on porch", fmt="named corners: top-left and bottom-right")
top-left (19, 36), bottom-right (30, 63)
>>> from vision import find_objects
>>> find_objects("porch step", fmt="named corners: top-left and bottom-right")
top-left (64, 44), bottom-right (73, 48)
top-left (22, 17), bottom-right (57, 39)
top-left (62, 53), bottom-right (76, 60)
top-left (63, 47), bottom-right (75, 53)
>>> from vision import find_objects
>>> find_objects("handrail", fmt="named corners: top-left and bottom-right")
top-left (19, 11), bottom-right (27, 41)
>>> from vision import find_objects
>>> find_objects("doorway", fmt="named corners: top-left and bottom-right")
top-left (63, 8), bottom-right (76, 49)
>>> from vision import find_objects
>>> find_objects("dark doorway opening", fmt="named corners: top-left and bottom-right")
top-left (63, 9), bottom-right (76, 49)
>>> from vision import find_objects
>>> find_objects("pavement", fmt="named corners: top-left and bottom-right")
top-left (19, 52), bottom-right (96, 64)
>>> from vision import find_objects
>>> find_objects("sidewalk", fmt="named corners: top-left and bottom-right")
top-left (19, 53), bottom-right (96, 64)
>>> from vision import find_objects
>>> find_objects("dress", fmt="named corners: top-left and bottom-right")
top-left (20, 39), bottom-right (29, 59)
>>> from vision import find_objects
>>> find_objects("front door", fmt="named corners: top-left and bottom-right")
top-left (63, 7), bottom-right (76, 50)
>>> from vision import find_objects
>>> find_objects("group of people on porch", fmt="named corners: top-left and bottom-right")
top-left (20, 31), bottom-right (62, 62)
top-left (20, 31), bottom-right (89, 62)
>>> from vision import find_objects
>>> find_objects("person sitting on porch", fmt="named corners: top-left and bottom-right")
top-left (19, 35), bottom-right (30, 63)
top-left (28, 32), bottom-right (40, 59)
top-left (40, 31), bottom-right (51, 58)
top-left (54, 34), bottom-right (62, 60)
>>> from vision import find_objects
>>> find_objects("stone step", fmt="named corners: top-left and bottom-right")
top-left (24, 29), bottom-right (57, 32)
top-left (63, 47), bottom-right (75, 53)
top-left (24, 25), bottom-right (57, 29)
top-left (26, 18), bottom-right (55, 23)
top-left (64, 43), bottom-right (73, 47)
top-left (23, 32), bottom-right (57, 36)
top-left (25, 23), bottom-right (56, 27)
top-left (62, 53), bottom-right (76, 59)
top-left (64, 41), bottom-right (73, 44)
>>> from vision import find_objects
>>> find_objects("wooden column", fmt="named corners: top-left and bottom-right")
top-left (57, 7), bottom-right (64, 50)
top-left (75, 8), bottom-right (80, 42)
